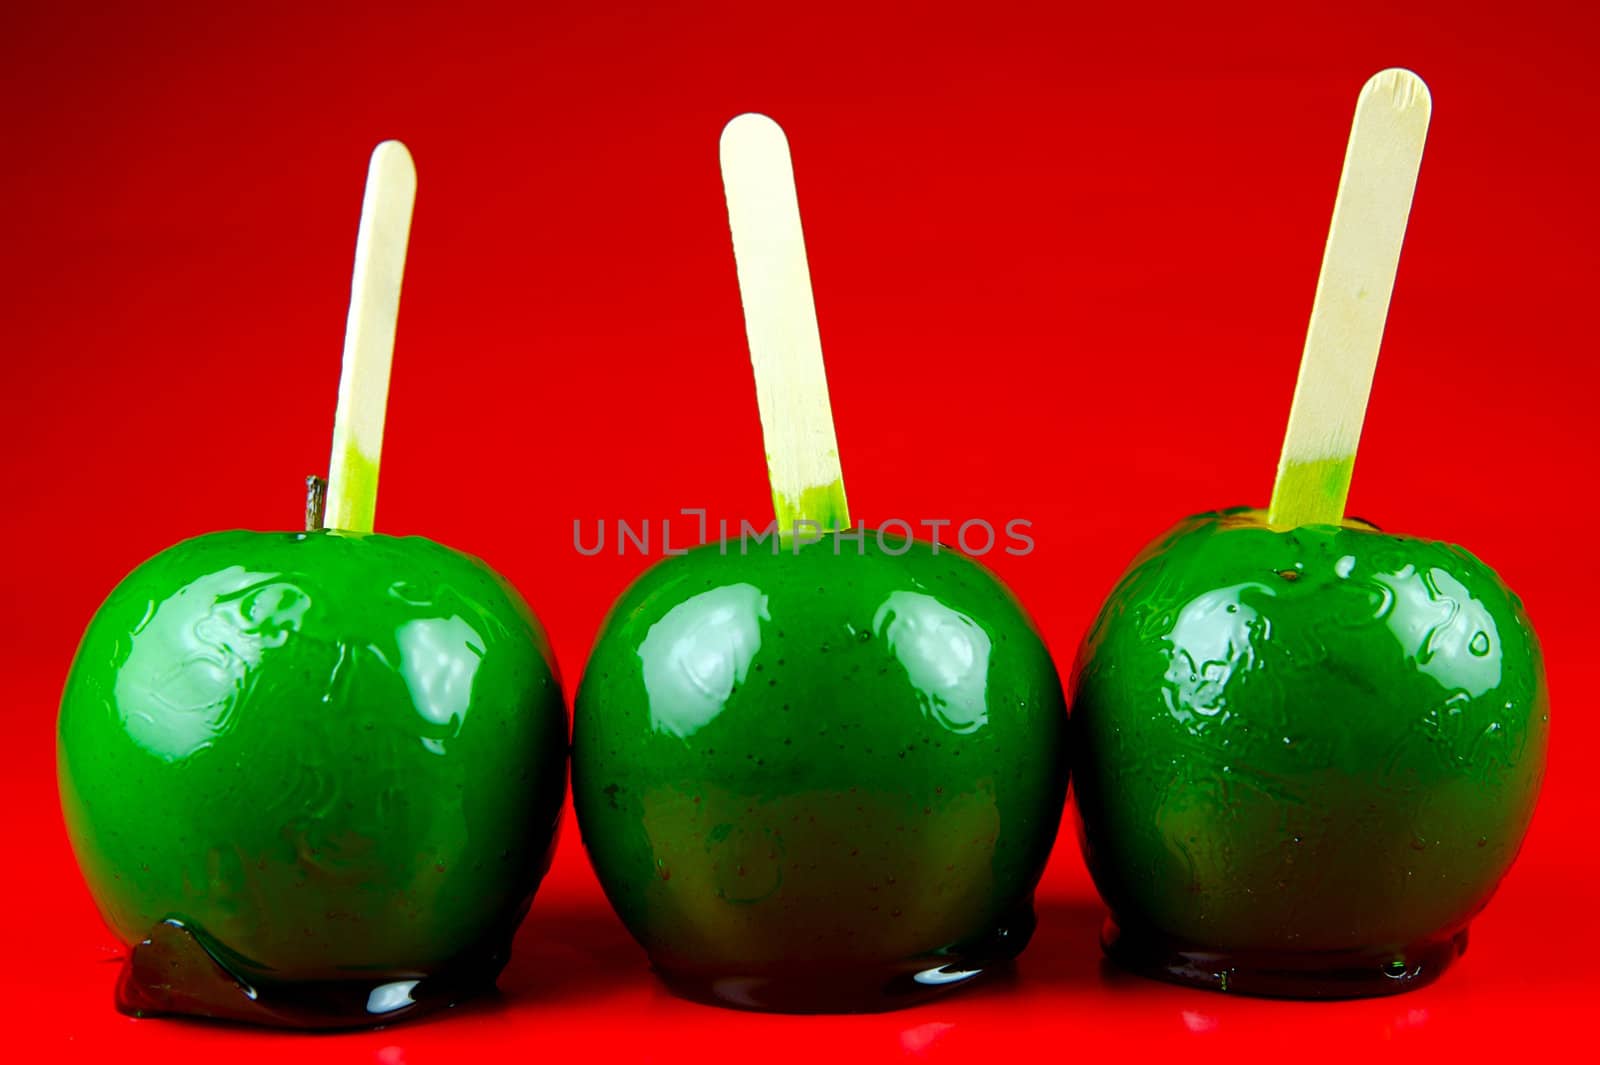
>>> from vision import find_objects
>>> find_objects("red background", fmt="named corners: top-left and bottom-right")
top-left (3, 1), bottom-right (1596, 1060)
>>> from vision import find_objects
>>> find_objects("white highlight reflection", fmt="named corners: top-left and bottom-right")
top-left (640, 584), bottom-right (769, 738)
top-left (397, 616), bottom-right (484, 736)
top-left (874, 592), bottom-right (991, 734)
top-left (366, 979), bottom-right (420, 1014)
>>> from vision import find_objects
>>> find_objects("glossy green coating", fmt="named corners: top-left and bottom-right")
top-left (59, 530), bottom-right (568, 994)
top-left (1071, 508), bottom-right (1548, 996)
top-left (573, 534), bottom-right (1068, 1011)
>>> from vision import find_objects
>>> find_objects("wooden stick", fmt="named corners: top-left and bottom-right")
top-left (323, 140), bottom-right (417, 533)
top-left (720, 113), bottom-right (850, 539)
top-left (1267, 69), bottom-right (1431, 528)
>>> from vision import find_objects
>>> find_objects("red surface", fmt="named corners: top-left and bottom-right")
top-left (3, 1), bottom-right (1596, 1060)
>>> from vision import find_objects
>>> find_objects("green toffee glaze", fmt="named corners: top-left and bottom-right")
top-left (1070, 507), bottom-right (1548, 997)
top-left (58, 530), bottom-right (567, 1024)
top-left (573, 533), bottom-right (1068, 1011)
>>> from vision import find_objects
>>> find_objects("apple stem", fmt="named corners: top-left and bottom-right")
top-left (323, 140), bottom-right (417, 534)
top-left (305, 476), bottom-right (328, 532)
top-left (720, 113), bottom-right (851, 542)
top-left (1267, 69), bottom-right (1431, 529)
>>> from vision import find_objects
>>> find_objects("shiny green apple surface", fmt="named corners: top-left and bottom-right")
top-left (58, 530), bottom-right (567, 1025)
top-left (573, 533), bottom-right (1068, 1012)
top-left (1070, 508), bottom-right (1548, 997)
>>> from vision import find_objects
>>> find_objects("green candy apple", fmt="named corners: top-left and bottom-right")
top-left (1070, 508), bottom-right (1547, 997)
top-left (58, 529), bottom-right (567, 1027)
top-left (573, 533), bottom-right (1068, 1012)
